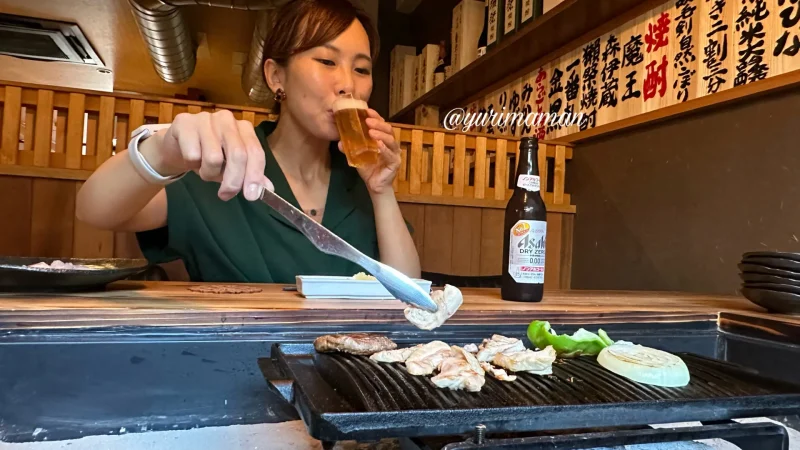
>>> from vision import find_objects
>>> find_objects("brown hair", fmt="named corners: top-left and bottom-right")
top-left (263, 0), bottom-right (380, 69)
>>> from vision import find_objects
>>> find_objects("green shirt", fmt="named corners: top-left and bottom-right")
top-left (136, 120), bottom-right (382, 283)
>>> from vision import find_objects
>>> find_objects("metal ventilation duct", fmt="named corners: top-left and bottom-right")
top-left (127, 0), bottom-right (288, 104)
top-left (241, 10), bottom-right (276, 106)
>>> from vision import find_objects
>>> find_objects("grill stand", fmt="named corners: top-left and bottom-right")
top-left (390, 422), bottom-right (788, 450)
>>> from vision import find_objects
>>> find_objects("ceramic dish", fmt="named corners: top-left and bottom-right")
top-left (739, 272), bottom-right (800, 287)
top-left (738, 263), bottom-right (800, 280)
top-left (741, 287), bottom-right (800, 314)
top-left (740, 256), bottom-right (800, 273)
top-left (742, 282), bottom-right (800, 296)
top-left (0, 257), bottom-right (149, 292)
top-left (296, 275), bottom-right (432, 300)
top-left (742, 251), bottom-right (800, 263)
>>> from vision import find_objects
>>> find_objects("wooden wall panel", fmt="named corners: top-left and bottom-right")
top-left (569, 87), bottom-right (800, 294)
top-left (115, 232), bottom-right (144, 259)
top-left (0, 176), bottom-right (31, 256)
top-left (30, 178), bottom-right (75, 257)
top-left (480, 209), bottom-right (505, 276)
top-left (72, 182), bottom-right (114, 258)
top-left (559, 214), bottom-right (574, 289)
top-left (422, 205), bottom-right (455, 274)
top-left (0, 177), bottom-right (147, 261)
top-left (544, 213), bottom-right (563, 288)
top-left (73, 219), bottom-right (115, 258)
top-left (450, 207), bottom-right (483, 276)
top-left (398, 203), bottom-right (425, 257)
top-left (393, 204), bottom-right (572, 288)
top-left (1, 86), bottom-right (22, 164)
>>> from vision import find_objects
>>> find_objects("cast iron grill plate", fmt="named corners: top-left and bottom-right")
top-left (267, 343), bottom-right (800, 441)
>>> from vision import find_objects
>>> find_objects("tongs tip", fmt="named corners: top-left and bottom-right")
top-left (405, 293), bottom-right (439, 313)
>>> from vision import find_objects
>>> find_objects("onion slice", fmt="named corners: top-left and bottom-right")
top-left (597, 342), bottom-right (690, 387)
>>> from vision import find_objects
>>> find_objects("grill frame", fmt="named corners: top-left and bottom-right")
top-left (266, 342), bottom-right (800, 442)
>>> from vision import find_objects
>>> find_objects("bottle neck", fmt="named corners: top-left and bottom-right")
top-left (515, 144), bottom-right (540, 178)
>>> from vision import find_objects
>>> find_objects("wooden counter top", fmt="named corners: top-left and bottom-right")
top-left (0, 281), bottom-right (796, 330)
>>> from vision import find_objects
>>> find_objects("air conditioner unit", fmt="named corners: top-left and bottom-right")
top-left (0, 13), bottom-right (105, 68)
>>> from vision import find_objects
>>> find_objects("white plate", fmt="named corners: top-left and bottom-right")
top-left (296, 275), bottom-right (432, 300)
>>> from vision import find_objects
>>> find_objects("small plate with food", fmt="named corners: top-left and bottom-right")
top-left (296, 272), bottom-right (433, 300)
top-left (0, 257), bottom-right (149, 292)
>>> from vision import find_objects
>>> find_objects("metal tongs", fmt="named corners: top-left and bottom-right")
top-left (258, 186), bottom-right (438, 312)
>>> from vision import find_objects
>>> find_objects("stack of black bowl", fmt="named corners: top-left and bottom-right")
top-left (739, 251), bottom-right (800, 314)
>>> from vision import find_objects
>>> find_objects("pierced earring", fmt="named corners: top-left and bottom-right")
top-left (274, 88), bottom-right (286, 102)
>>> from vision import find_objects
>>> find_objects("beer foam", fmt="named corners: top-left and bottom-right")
top-left (333, 97), bottom-right (368, 112)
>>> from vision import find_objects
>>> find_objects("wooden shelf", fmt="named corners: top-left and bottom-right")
top-left (389, 0), bottom-right (661, 124)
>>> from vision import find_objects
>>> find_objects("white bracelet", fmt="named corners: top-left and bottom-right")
top-left (128, 124), bottom-right (187, 185)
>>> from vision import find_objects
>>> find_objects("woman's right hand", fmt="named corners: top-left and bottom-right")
top-left (140, 109), bottom-right (273, 201)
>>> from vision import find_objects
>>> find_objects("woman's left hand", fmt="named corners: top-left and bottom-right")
top-left (338, 109), bottom-right (400, 196)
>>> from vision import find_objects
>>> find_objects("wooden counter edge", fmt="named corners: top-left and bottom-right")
top-left (0, 282), bottom-right (796, 330)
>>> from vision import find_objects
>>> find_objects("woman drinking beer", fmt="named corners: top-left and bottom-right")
top-left (75, 0), bottom-right (421, 283)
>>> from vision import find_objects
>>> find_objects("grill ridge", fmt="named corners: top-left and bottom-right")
top-left (688, 364), bottom-right (766, 397)
top-left (368, 358), bottom-right (428, 409)
top-left (362, 358), bottom-right (417, 409)
top-left (503, 373), bottom-right (549, 405)
top-left (563, 360), bottom-right (647, 402)
top-left (314, 350), bottom-right (799, 412)
top-left (321, 355), bottom-right (394, 410)
top-left (527, 369), bottom-right (587, 404)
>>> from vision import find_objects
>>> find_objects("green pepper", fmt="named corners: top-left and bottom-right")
top-left (527, 321), bottom-right (614, 358)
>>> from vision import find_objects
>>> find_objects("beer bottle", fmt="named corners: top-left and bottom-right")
top-left (502, 136), bottom-right (547, 302)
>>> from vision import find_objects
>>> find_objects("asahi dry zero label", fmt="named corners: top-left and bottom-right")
top-left (517, 174), bottom-right (540, 192)
top-left (508, 220), bottom-right (546, 283)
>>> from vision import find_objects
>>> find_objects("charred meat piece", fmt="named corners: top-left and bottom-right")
top-left (404, 284), bottom-right (463, 330)
top-left (405, 341), bottom-right (453, 375)
top-left (480, 362), bottom-right (517, 381)
top-left (492, 345), bottom-right (557, 374)
top-left (313, 333), bottom-right (397, 356)
top-left (370, 345), bottom-right (422, 363)
top-left (431, 346), bottom-right (486, 392)
top-left (476, 334), bottom-right (526, 362)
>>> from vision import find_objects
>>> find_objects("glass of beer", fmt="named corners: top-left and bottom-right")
top-left (333, 93), bottom-right (380, 167)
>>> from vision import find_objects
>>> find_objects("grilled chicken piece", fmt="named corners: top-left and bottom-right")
top-left (463, 343), bottom-right (479, 353)
top-left (476, 334), bottom-right (526, 362)
top-left (369, 345), bottom-right (422, 363)
top-left (431, 346), bottom-right (486, 392)
top-left (404, 285), bottom-right (463, 331)
top-left (492, 345), bottom-right (557, 374)
top-left (480, 362), bottom-right (517, 381)
top-left (454, 346), bottom-right (484, 374)
top-left (405, 341), bottom-right (453, 375)
top-left (313, 333), bottom-right (397, 356)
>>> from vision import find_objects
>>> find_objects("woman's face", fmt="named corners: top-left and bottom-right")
top-left (281, 19), bottom-right (374, 141)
